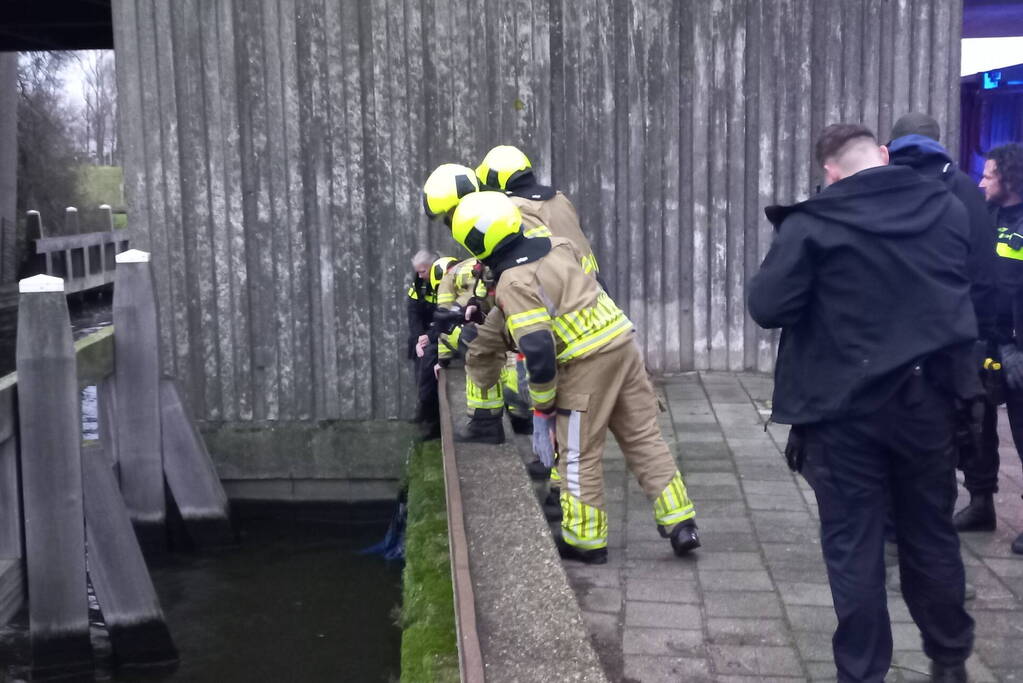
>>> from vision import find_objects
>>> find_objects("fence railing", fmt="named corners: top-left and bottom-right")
top-left (23, 206), bottom-right (129, 294)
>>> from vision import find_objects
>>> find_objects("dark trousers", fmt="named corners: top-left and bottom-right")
top-left (961, 389), bottom-right (1023, 495)
top-left (800, 376), bottom-right (974, 682)
top-left (416, 343), bottom-right (440, 421)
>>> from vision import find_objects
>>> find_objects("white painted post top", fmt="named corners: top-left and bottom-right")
top-left (26, 210), bottom-right (39, 216)
top-left (116, 249), bottom-right (151, 263)
top-left (19, 274), bottom-right (65, 293)
top-left (65, 207), bottom-right (78, 213)
top-left (99, 204), bottom-right (111, 210)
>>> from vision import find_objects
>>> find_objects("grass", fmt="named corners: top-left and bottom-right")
top-left (77, 165), bottom-right (124, 210)
top-left (400, 440), bottom-right (459, 683)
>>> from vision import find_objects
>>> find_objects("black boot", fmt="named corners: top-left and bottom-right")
top-left (953, 493), bottom-right (996, 532)
top-left (554, 535), bottom-right (607, 565)
top-left (509, 413), bottom-right (533, 435)
top-left (930, 661), bottom-right (967, 683)
top-left (526, 458), bottom-right (551, 480)
top-left (455, 414), bottom-right (504, 445)
top-left (1012, 530), bottom-right (1023, 555)
top-left (543, 487), bottom-right (562, 521)
top-left (667, 521), bottom-right (701, 556)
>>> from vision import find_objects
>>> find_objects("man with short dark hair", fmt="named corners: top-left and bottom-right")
top-left (957, 143), bottom-right (1023, 555)
top-left (750, 123), bottom-right (978, 682)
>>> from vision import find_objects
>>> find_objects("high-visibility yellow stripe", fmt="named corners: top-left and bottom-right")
top-left (506, 307), bottom-right (551, 332)
top-left (560, 492), bottom-right (608, 549)
top-left (529, 386), bottom-right (556, 406)
top-left (524, 225), bottom-right (553, 238)
top-left (558, 317), bottom-right (633, 361)
top-left (653, 473), bottom-right (696, 526)
top-left (466, 378), bottom-right (504, 410)
top-left (997, 240), bottom-right (1023, 261)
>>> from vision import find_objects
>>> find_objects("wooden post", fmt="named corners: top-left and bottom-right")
top-left (113, 249), bottom-right (165, 553)
top-left (98, 203), bottom-right (114, 231)
top-left (16, 274), bottom-right (92, 677)
top-left (64, 206), bottom-right (79, 235)
top-left (161, 378), bottom-right (233, 547)
top-left (82, 444), bottom-right (177, 669)
top-left (20, 210), bottom-right (46, 279)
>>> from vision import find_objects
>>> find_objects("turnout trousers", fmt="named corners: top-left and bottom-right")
top-left (800, 375), bottom-right (974, 682)
top-left (555, 341), bottom-right (695, 550)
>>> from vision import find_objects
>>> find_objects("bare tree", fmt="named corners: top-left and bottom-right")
top-left (80, 51), bottom-right (117, 165)
top-left (16, 52), bottom-right (86, 235)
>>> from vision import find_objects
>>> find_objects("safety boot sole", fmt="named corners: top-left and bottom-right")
top-left (554, 536), bottom-right (607, 564)
top-left (669, 522), bottom-right (701, 556)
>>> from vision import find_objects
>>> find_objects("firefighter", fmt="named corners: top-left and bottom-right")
top-left (476, 145), bottom-right (601, 279)
top-left (450, 191), bottom-right (700, 564)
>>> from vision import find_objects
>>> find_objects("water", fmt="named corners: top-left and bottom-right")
top-left (0, 502), bottom-right (403, 682)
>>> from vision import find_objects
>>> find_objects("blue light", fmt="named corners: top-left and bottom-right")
top-left (984, 70), bottom-right (1002, 89)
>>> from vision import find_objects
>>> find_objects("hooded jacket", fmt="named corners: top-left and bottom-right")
top-left (750, 164), bottom-right (979, 424)
top-left (888, 134), bottom-right (998, 342)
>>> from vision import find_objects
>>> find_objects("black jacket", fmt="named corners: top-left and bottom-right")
top-left (406, 275), bottom-right (434, 359)
top-left (888, 135), bottom-right (998, 342)
top-left (992, 202), bottom-right (1023, 346)
top-left (750, 165), bottom-right (979, 425)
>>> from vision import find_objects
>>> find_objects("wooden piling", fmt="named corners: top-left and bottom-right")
top-left (82, 444), bottom-right (178, 670)
top-left (113, 249), bottom-right (166, 553)
top-left (16, 274), bottom-right (92, 678)
top-left (160, 378), bottom-right (233, 547)
top-left (64, 206), bottom-right (80, 235)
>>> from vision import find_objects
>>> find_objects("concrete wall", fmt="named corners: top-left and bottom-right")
top-left (111, 0), bottom-right (963, 422)
top-left (0, 53), bottom-right (18, 283)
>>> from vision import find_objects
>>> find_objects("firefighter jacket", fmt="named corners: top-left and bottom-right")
top-left (489, 235), bottom-right (633, 413)
top-left (509, 190), bottom-right (600, 276)
top-left (750, 165), bottom-right (979, 425)
top-left (435, 258), bottom-right (491, 361)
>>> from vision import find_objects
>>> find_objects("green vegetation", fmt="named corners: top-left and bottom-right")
top-left (400, 441), bottom-right (459, 683)
top-left (77, 166), bottom-right (127, 228)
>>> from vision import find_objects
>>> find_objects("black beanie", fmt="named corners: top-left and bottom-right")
top-left (891, 112), bottom-right (941, 142)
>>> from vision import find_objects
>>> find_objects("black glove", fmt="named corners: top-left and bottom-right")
top-left (1000, 345), bottom-right (1023, 391)
top-left (784, 427), bottom-right (805, 473)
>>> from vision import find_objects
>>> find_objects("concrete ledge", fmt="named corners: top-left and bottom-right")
top-left (0, 558), bottom-right (24, 625)
top-left (199, 420), bottom-right (414, 502)
top-left (441, 369), bottom-right (607, 683)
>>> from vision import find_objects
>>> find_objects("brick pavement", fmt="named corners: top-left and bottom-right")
top-left (537, 372), bottom-right (1023, 682)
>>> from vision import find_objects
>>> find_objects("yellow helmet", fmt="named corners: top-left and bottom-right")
top-left (422, 164), bottom-right (480, 220)
top-left (476, 145), bottom-right (532, 190)
top-left (450, 192), bottom-right (522, 260)
top-left (429, 256), bottom-right (458, 291)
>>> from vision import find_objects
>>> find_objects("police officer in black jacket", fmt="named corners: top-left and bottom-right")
top-left (750, 123), bottom-right (977, 683)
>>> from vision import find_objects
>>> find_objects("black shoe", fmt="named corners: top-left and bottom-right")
top-left (953, 493), bottom-right (996, 532)
top-left (930, 661), bottom-right (967, 683)
top-left (526, 458), bottom-right (551, 480)
top-left (509, 414), bottom-right (533, 435)
top-left (454, 416), bottom-right (505, 445)
top-left (554, 535), bottom-right (607, 564)
top-left (542, 488), bottom-right (562, 521)
top-left (1013, 531), bottom-right (1023, 555)
top-left (669, 521), bottom-right (701, 556)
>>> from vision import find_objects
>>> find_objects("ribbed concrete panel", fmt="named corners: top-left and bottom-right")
top-left (112, 0), bottom-right (962, 421)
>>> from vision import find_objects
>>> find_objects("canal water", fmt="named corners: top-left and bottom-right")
top-left (0, 502), bottom-right (403, 682)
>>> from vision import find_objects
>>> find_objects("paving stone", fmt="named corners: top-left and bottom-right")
top-left (984, 557), bottom-right (1023, 579)
top-left (565, 564), bottom-right (622, 589)
top-left (776, 581), bottom-right (834, 607)
top-left (622, 655), bottom-right (713, 682)
top-left (622, 627), bottom-right (704, 657)
top-left (746, 494), bottom-right (810, 512)
top-left (625, 577), bottom-right (700, 603)
top-left (707, 644), bottom-right (804, 677)
top-left (690, 515), bottom-right (753, 534)
top-left (699, 531), bottom-right (760, 552)
top-left (625, 557), bottom-right (699, 580)
top-left (680, 458), bottom-right (737, 474)
top-left (791, 629), bottom-right (834, 663)
top-left (578, 586), bottom-right (623, 614)
top-left (693, 500), bottom-right (747, 517)
top-left (784, 605), bottom-right (837, 633)
top-left (692, 552), bottom-right (765, 571)
top-left (760, 541), bottom-right (825, 566)
top-left (625, 600), bottom-right (703, 628)
top-left (706, 618), bottom-right (793, 646)
top-left (740, 480), bottom-right (802, 497)
top-left (704, 591), bottom-right (784, 618)
top-left (688, 483), bottom-right (744, 501)
top-left (685, 472), bottom-right (741, 486)
top-left (698, 569), bottom-right (775, 592)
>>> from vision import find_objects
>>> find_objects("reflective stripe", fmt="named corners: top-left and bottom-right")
top-left (549, 462), bottom-right (561, 482)
top-left (506, 307), bottom-right (552, 333)
top-left (436, 292), bottom-right (456, 305)
top-left (465, 377), bottom-right (504, 410)
top-left (529, 385), bottom-right (556, 406)
top-left (997, 240), bottom-right (1023, 261)
top-left (565, 410), bottom-right (582, 497)
top-left (524, 225), bottom-right (553, 238)
top-left (580, 253), bottom-right (599, 274)
top-left (407, 285), bottom-right (418, 299)
top-left (652, 472), bottom-right (696, 526)
top-left (560, 492), bottom-right (608, 550)
top-left (550, 291), bottom-right (632, 361)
